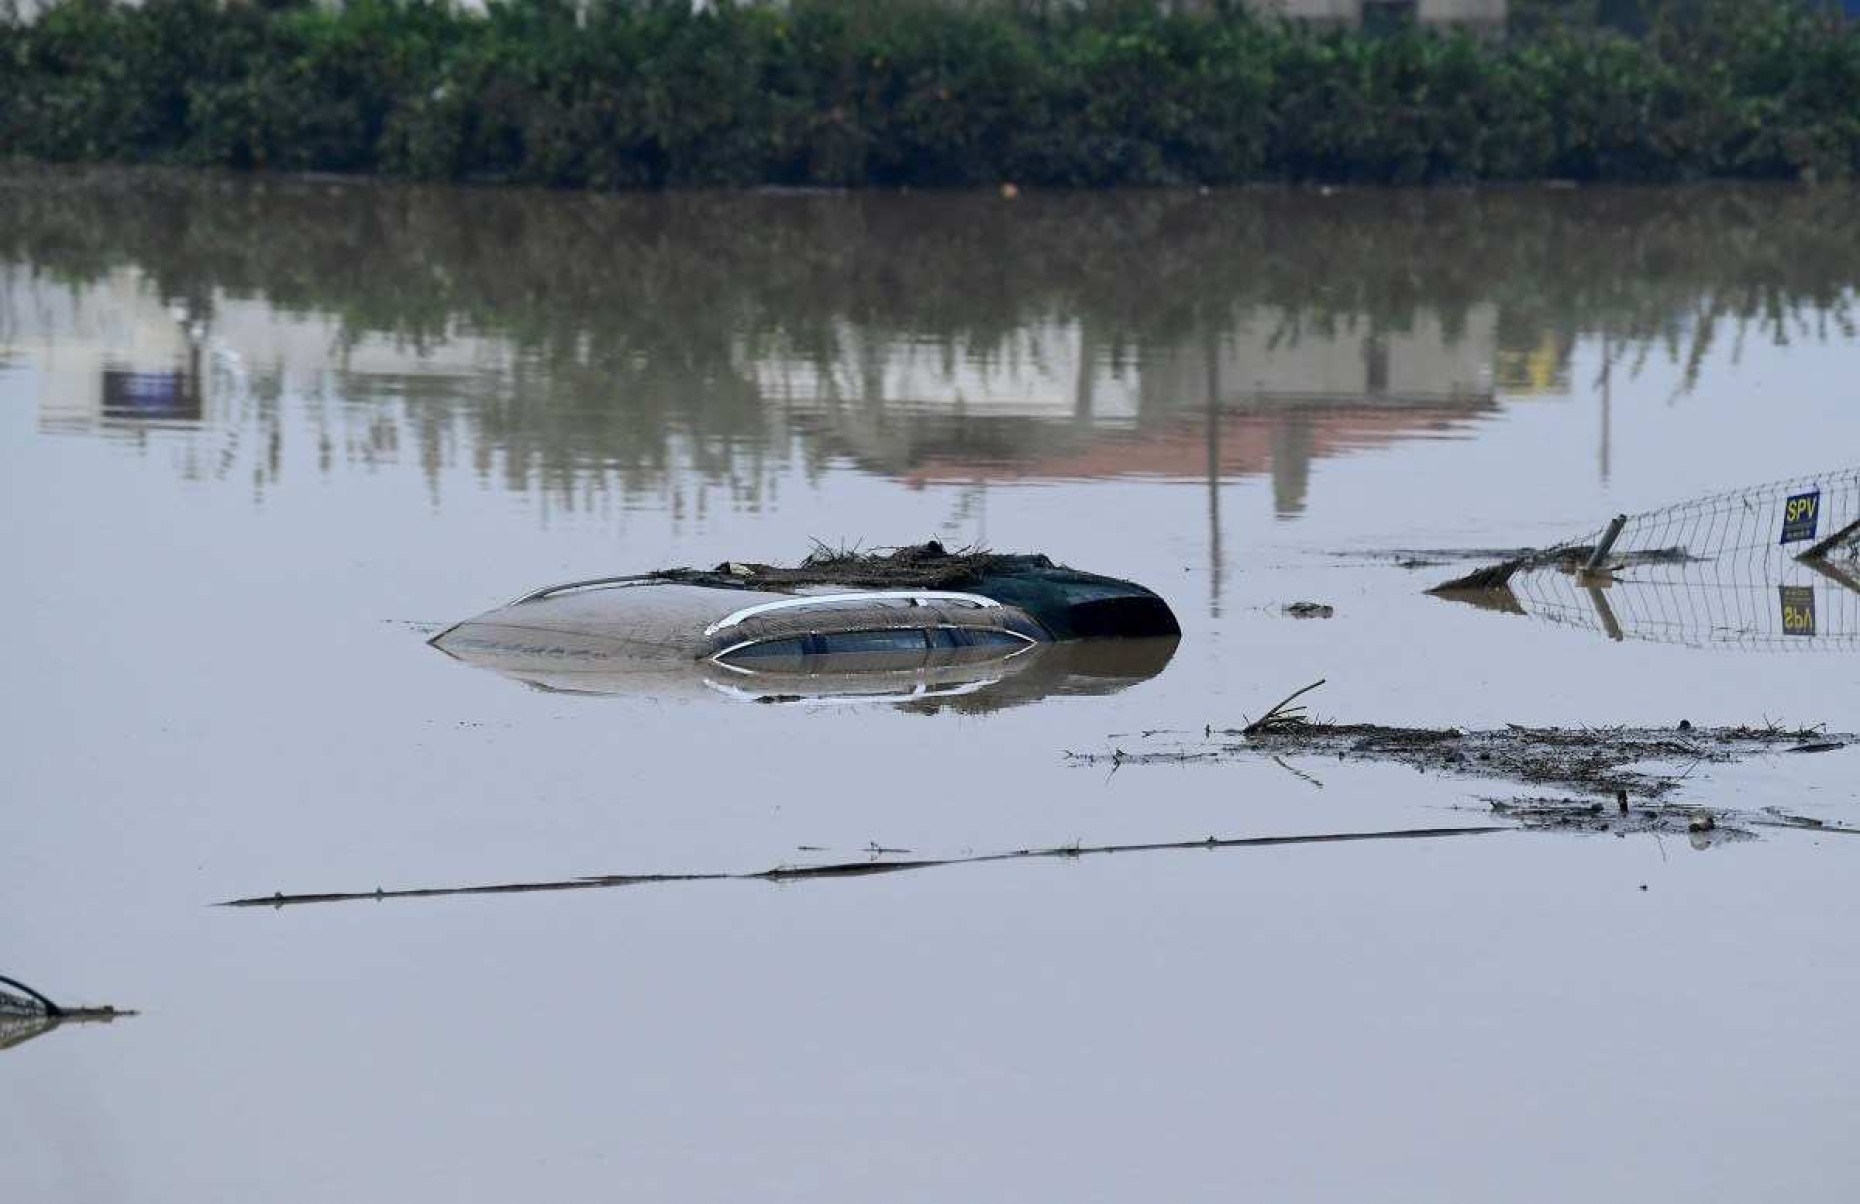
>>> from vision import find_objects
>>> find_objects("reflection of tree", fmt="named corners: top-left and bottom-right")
top-left (3, 169), bottom-right (1858, 502)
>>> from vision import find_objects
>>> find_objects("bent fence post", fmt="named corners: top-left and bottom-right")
top-left (1584, 514), bottom-right (1628, 573)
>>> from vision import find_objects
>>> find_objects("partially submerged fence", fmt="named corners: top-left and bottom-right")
top-left (1507, 557), bottom-right (1860, 652)
top-left (1434, 467), bottom-right (1860, 651)
top-left (1587, 467), bottom-right (1860, 569)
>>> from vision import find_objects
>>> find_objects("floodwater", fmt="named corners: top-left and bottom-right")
top-left (4, 169), bottom-right (1859, 1202)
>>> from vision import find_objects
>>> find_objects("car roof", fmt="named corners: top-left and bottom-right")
top-left (432, 581), bottom-right (1046, 665)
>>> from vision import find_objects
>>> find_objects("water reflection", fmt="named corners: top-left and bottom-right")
top-left (438, 630), bottom-right (1179, 712)
top-left (1446, 554), bottom-right (1860, 652)
top-left (0, 1013), bottom-right (62, 1054)
top-left (0, 976), bottom-right (125, 1054)
top-left (3, 171), bottom-right (1858, 519)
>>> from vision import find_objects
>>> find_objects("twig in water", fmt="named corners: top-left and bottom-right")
top-left (1244, 678), bottom-right (1327, 735)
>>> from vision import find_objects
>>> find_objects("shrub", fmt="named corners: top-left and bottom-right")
top-left (1, 0), bottom-right (1856, 186)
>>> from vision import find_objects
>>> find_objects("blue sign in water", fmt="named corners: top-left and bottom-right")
top-left (1781, 490), bottom-right (1821, 544)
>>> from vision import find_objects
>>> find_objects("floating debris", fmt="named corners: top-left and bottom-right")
top-left (1282, 601), bottom-right (1336, 619)
top-left (1484, 797), bottom-right (1754, 847)
top-left (1475, 797), bottom-right (1860, 849)
top-left (1430, 545), bottom-right (1700, 593)
top-left (1068, 681), bottom-right (1851, 802)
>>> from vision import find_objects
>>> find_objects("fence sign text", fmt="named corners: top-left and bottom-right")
top-left (1780, 585), bottom-right (1818, 636)
top-left (1781, 490), bottom-right (1821, 544)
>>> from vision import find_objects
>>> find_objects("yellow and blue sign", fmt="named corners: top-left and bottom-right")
top-left (1781, 490), bottom-right (1821, 544)
top-left (1780, 586), bottom-right (1817, 636)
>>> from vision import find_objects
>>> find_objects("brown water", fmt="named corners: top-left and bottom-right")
top-left (4, 169), bottom-right (1859, 1202)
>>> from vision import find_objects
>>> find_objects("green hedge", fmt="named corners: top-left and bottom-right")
top-left (3, 0), bottom-right (1859, 186)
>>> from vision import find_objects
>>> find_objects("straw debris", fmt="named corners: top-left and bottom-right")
top-left (652, 540), bottom-right (1027, 592)
top-left (1072, 681), bottom-right (1849, 801)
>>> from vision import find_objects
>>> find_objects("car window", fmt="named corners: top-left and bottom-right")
top-left (718, 636), bottom-right (808, 662)
top-left (814, 629), bottom-right (929, 655)
top-left (956, 629), bottom-right (1026, 649)
top-left (717, 629), bottom-right (937, 667)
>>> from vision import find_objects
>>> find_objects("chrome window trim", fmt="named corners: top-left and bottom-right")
top-left (702, 590), bottom-right (1002, 637)
top-left (710, 624), bottom-right (1036, 667)
top-left (506, 574), bottom-right (659, 606)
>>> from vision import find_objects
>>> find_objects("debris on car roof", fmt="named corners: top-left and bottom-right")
top-left (650, 540), bottom-right (1182, 640)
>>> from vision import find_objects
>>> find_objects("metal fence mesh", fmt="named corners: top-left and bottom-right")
top-left (1589, 467), bottom-right (1860, 568)
top-left (1511, 557), bottom-right (1860, 652)
top-left (1447, 466), bottom-right (1860, 651)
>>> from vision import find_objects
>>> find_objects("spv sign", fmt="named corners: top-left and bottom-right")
top-left (1781, 490), bottom-right (1820, 544)
top-left (1779, 585), bottom-right (1817, 637)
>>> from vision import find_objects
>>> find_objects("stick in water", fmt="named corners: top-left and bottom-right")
top-left (1245, 678), bottom-right (1327, 735)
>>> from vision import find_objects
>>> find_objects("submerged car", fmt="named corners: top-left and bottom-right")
top-left (428, 545), bottom-right (1180, 708)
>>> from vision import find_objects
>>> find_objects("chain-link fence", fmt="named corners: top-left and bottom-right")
top-left (1510, 556), bottom-right (1860, 652)
top-left (1585, 467), bottom-right (1860, 569)
top-left (1435, 466), bottom-right (1860, 650)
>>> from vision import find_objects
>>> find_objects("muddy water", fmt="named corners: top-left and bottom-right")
top-left (3, 170), bottom-right (1859, 1201)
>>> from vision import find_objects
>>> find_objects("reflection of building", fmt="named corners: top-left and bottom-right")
top-left (902, 404), bottom-right (1492, 500)
top-left (743, 318), bottom-right (1140, 424)
top-left (738, 302), bottom-right (1505, 614)
top-left (4, 265), bottom-right (514, 433)
top-left (741, 318), bottom-right (1142, 481)
top-left (1144, 306), bottom-right (1495, 407)
top-left (1133, 304), bottom-right (1497, 516)
top-left (7, 261), bottom-right (1546, 535)
top-left (749, 304), bottom-right (1501, 520)
top-left (3, 267), bottom-right (203, 432)
top-left (1495, 331), bottom-right (1572, 395)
